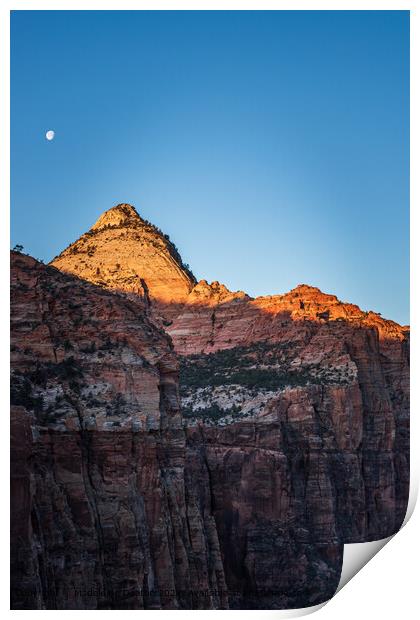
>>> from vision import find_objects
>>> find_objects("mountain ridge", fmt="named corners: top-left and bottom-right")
top-left (48, 202), bottom-right (409, 435)
top-left (49, 203), bottom-right (408, 334)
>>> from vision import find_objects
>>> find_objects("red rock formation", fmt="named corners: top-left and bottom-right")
top-left (174, 283), bottom-right (409, 542)
top-left (11, 252), bottom-right (342, 609)
top-left (169, 282), bottom-right (408, 355)
top-left (12, 204), bottom-right (408, 610)
top-left (10, 253), bottom-right (227, 609)
top-left (185, 428), bottom-right (342, 609)
top-left (50, 204), bottom-right (196, 322)
top-left (48, 203), bottom-right (409, 538)
top-left (178, 291), bottom-right (409, 603)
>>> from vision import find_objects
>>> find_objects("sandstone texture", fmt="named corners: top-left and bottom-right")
top-left (11, 252), bottom-right (342, 609)
top-left (11, 253), bottom-right (225, 609)
top-left (50, 204), bottom-right (196, 322)
top-left (174, 283), bottom-right (409, 542)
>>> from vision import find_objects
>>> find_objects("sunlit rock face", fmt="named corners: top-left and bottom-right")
top-left (50, 204), bottom-right (196, 322)
top-left (169, 281), bottom-right (408, 355)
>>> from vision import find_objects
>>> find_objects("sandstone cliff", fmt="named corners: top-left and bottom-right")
top-left (172, 282), bottom-right (409, 542)
top-left (11, 252), bottom-right (342, 609)
top-left (48, 204), bottom-right (409, 541)
top-left (11, 252), bottom-right (226, 609)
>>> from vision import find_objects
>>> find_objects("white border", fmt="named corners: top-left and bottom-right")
top-left (2, 2), bottom-right (417, 616)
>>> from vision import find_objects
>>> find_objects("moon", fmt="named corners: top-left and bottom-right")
top-left (45, 130), bottom-right (55, 141)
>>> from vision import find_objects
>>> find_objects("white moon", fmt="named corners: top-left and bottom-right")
top-left (45, 130), bottom-right (55, 141)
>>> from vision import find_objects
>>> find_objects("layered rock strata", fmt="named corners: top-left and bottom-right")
top-left (173, 283), bottom-right (410, 542)
top-left (11, 252), bottom-right (224, 609)
top-left (11, 252), bottom-right (342, 609)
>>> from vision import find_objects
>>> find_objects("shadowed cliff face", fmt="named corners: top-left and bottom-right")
top-left (10, 253), bottom-right (226, 609)
top-left (11, 253), bottom-right (343, 610)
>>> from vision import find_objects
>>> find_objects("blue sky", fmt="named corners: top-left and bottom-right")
top-left (11, 10), bottom-right (409, 324)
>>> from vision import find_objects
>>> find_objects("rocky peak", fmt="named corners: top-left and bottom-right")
top-left (90, 203), bottom-right (142, 231)
top-left (289, 284), bottom-right (323, 295)
top-left (189, 279), bottom-right (249, 304)
top-left (50, 203), bottom-right (196, 322)
top-left (49, 204), bottom-right (408, 345)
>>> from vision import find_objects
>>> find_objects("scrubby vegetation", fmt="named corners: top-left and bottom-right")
top-left (182, 403), bottom-right (242, 423)
top-left (179, 341), bottom-right (354, 425)
top-left (11, 357), bottom-right (85, 421)
top-left (26, 357), bottom-right (83, 388)
top-left (179, 342), bottom-right (316, 396)
top-left (11, 373), bottom-right (44, 412)
top-left (181, 365), bottom-right (314, 393)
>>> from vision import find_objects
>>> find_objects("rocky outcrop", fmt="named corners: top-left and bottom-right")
top-left (169, 282), bottom-right (408, 355)
top-left (175, 281), bottom-right (409, 606)
top-left (11, 252), bottom-right (342, 609)
top-left (10, 253), bottom-right (225, 609)
top-left (50, 204), bottom-right (196, 322)
top-left (174, 283), bottom-right (409, 542)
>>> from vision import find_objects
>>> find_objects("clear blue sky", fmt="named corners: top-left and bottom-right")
top-left (11, 10), bottom-right (409, 324)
